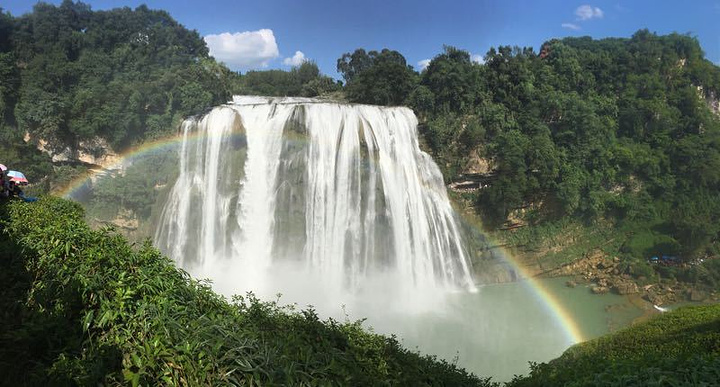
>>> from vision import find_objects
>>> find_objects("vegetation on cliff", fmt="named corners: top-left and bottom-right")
top-left (1, 1), bottom-right (231, 150)
top-left (340, 32), bottom-right (720, 295)
top-left (0, 196), bottom-right (489, 386)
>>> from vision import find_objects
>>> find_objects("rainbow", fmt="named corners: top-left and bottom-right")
top-left (484, 244), bottom-right (586, 344)
top-left (55, 133), bottom-right (184, 198)
top-left (55, 129), bottom-right (586, 346)
top-left (54, 130), bottom-right (246, 198)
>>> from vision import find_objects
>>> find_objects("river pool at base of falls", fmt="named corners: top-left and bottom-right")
top-left (200, 272), bottom-right (645, 382)
top-left (356, 277), bottom-right (643, 382)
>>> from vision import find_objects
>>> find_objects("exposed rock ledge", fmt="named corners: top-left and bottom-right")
top-left (24, 132), bottom-right (122, 171)
top-left (91, 208), bottom-right (139, 231)
top-left (448, 151), bottom-right (495, 193)
top-left (697, 85), bottom-right (720, 116)
top-left (545, 248), bottom-right (719, 305)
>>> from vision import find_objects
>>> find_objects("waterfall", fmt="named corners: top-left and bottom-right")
top-left (155, 96), bottom-right (475, 300)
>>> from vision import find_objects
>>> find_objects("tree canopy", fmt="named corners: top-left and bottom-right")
top-left (3, 0), bottom-right (234, 151)
top-left (339, 31), bottom-right (720, 261)
top-left (337, 48), bottom-right (417, 106)
top-left (235, 61), bottom-right (340, 97)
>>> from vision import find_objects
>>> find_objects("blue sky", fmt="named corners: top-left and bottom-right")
top-left (4, 1), bottom-right (720, 78)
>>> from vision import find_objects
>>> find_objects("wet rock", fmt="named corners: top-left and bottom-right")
top-left (644, 290), bottom-right (661, 304)
top-left (565, 280), bottom-right (577, 288)
top-left (614, 281), bottom-right (639, 295)
top-left (592, 286), bottom-right (609, 294)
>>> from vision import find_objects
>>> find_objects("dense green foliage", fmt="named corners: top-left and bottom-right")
top-left (341, 32), bottom-right (720, 265)
top-left (508, 304), bottom-right (720, 386)
top-left (2, 1), bottom-right (233, 150)
top-left (337, 48), bottom-right (418, 105)
top-left (0, 0), bottom-right (236, 195)
top-left (236, 61), bottom-right (341, 98)
top-left (0, 197), bottom-right (490, 386)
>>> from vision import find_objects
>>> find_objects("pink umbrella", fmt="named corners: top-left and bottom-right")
top-left (7, 170), bottom-right (29, 185)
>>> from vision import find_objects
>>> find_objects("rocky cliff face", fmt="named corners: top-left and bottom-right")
top-left (25, 132), bottom-right (122, 170)
top-left (706, 91), bottom-right (720, 116)
top-left (696, 85), bottom-right (720, 116)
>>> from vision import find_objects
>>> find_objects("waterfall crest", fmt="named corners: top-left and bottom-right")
top-left (155, 96), bottom-right (475, 297)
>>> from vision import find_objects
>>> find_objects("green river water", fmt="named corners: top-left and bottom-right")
top-left (357, 277), bottom-right (645, 382)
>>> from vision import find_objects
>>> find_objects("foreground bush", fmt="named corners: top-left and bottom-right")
top-left (509, 304), bottom-right (720, 386)
top-left (0, 197), bottom-right (490, 386)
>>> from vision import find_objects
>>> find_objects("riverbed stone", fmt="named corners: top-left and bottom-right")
top-left (614, 281), bottom-right (639, 295)
top-left (644, 290), bottom-right (660, 304)
top-left (690, 289), bottom-right (707, 301)
top-left (592, 286), bottom-right (609, 294)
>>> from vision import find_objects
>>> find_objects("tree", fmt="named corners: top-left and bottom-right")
top-left (337, 48), bottom-right (373, 83)
top-left (235, 61), bottom-right (338, 97)
top-left (7, 1), bottom-right (234, 150)
top-left (421, 46), bottom-right (481, 113)
top-left (338, 48), bottom-right (418, 106)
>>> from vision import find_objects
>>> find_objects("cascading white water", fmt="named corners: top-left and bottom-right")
top-left (155, 96), bottom-right (475, 306)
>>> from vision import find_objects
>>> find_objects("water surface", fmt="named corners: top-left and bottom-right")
top-left (345, 277), bottom-right (643, 382)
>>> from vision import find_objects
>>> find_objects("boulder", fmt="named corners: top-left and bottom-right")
top-left (690, 289), bottom-right (707, 302)
top-left (644, 290), bottom-right (661, 304)
top-left (614, 281), bottom-right (639, 295)
top-left (565, 280), bottom-right (577, 288)
top-left (591, 286), bottom-right (609, 294)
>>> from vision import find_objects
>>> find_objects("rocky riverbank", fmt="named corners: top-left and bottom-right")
top-left (542, 249), bottom-right (719, 307)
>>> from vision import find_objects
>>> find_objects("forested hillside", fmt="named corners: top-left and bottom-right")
top-left (1, 2), bottom-right (232, 149)
top-left (0, 1), bottom-right (337, 191)
top-left (338, 31), bottom-right (720, 291)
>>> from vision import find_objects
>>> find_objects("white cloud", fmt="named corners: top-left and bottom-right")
top-left (417, 59), bottom-right (431, 71)
top-left (471, 54), bottom-right (485, 64)
top-left (562, 23), bottom-right (582, 30)
top-left (283, 51), bottom-right (307, 66)
top-left (575, 5), bottom-right (604, 20)
top-left (204, 29), bottom-right (279, 70)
